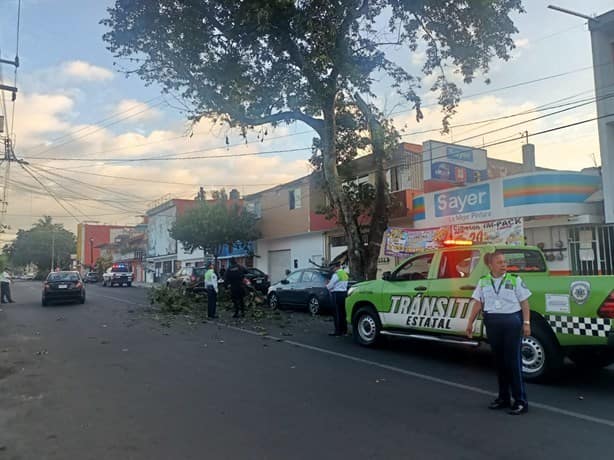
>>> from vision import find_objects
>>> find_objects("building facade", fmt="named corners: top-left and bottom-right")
top-left (245, 176), bottom-right (326, 283)
top-left (76, 223), bottom-right (137, 272)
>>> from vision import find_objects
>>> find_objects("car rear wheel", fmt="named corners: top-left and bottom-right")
top-left (307, 296), bottom-right (321, 316)
top-left (521, 322), bottom-right (563, 383)
top-left (352, 306), bottom-right (382, 347)
top-left (268, 292), bottom-right (279, 310)
top-left (127, 282), bottom-right (131, 287)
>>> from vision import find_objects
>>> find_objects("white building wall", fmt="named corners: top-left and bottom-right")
top-left (255, 232), bottom-right (325, 281)
top-left (177, 242), bottom-right (205, 266)
top-left (147, 206), bottom-right (177, 258)
top-left (590, 12), bottom-right (614, 223)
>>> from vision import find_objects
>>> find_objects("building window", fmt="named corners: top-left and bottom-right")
top-left (246, 200), bottom-right (262, 218)
top-left (330, 235), bottom-right (347, 247)
top-left (289, 188), bottom-right (302, 210)
top-left (390, 165), bottom-right (409, 192)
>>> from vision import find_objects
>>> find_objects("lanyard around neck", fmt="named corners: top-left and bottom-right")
top-left (490, 274), bottom-right (506, 296)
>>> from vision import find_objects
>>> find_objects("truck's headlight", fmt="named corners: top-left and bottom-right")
top-left (347, 286), bottom-right (356, 297)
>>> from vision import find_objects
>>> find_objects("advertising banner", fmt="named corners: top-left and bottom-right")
top-left (423, 140), bottom-right (487, 184)
top-left (384, 217), bottom-right (524, 256)
top-left (451, 217), bottom-right (524, 246)
top-left (384, 227), bottom-right (450, 256)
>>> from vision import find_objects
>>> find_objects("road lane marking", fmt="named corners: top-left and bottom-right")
top-left (225, 324), bottom-right (614, 429)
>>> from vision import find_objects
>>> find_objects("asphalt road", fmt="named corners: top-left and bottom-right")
top-left (1, 281), bottom-right (613, 460)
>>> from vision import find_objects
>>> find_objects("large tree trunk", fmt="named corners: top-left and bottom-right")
top-left (355, 94), bottom-right (391, 281)
top-left (321, 96), bottom-right (368, 281)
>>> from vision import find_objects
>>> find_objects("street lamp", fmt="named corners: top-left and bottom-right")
top-left (89, 237), bottom-right (94, 270)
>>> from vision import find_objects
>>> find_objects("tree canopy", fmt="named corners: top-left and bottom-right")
top-left (170, 198), bottom-right (261, 260)
top-left (103, 0), bottom-right (523, 280)
top-left (4, 217), bottom-right (76, 273)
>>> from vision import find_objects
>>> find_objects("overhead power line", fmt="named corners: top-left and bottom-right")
top-left (22, 62), bottom-right (611, 163)
top-left (24, 146), bottom-right (313, 162)
top-left (26, 94), bottom-right (603, 165)
top-left (21, 95), bottom-right (165, 156)
top-left (414, 113), bottom-right (614, 168)
top-left (400, 91), bottom-right (611, 139)
top-left (29, 163), bottom-right (283, 187)
top-left (17, 163), bottom-right (81, 222)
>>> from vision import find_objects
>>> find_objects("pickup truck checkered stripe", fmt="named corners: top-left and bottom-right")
top-left (546, 315), bottom-right (611, 338)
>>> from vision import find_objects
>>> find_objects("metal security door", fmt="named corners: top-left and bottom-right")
top-left (268, 249), bottom-right (291, 284)
top-left (568, 225), bottom-right (614, 275)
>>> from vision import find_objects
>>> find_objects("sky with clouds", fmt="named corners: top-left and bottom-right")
top-left (0, 0), bottom-right (612, 240)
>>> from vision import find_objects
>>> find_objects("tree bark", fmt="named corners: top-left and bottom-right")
top-left (321, 94), bottom-right (368, 281)
top-left (354, 94), bottom-right (391, 281)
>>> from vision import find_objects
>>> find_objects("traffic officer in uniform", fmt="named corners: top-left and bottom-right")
top-left (204, 262), bottom-right (218, 319)
top-left (327, 261), bottom-right (349, 336)
top-left (224, 257), bottom-right (247, 318)
top-left (466, 249), bottom-right (532, 415)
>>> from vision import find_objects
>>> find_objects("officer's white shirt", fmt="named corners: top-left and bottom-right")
top-left (327, 273), bottom-right (348, 292)
top-left (471, 273), bottom-right (531, 314)
top-left (0, 271), bottom-right (10, 283)
top-left (205, 270), bottom-right (218, 291)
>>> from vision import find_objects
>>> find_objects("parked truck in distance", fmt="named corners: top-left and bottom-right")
top-left (102, 263), bottom-right (133, 287)
top-left (345, 243), bottom-right (614, 382)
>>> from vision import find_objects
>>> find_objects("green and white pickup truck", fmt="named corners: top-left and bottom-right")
top-left (346, 244), bottom-right (614, 381)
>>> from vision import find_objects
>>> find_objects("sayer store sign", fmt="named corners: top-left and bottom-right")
top-left (435, 183), bottom-right (491, 219)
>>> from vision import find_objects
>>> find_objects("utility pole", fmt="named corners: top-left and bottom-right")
top-left (51, 228), bottom-right (55, 271)
top-left (1, 49), bottom-right (23, 233)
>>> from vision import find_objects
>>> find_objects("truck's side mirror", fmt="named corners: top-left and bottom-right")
top-left (382, 271), bottom-right (392, 281)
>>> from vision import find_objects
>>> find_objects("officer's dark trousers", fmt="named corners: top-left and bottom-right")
top-left (332, 291), bottom-right (347, 334)
top-left (230, 286), bottom-right (245, 316)
top-left (1, 282), bottom-right (11, 303)
top-left (206, 286), bottom-right (217, 318)
top-left (484, 311), bottom-right (527, 405)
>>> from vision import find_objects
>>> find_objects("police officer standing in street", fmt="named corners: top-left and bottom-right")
top-left (327, 261), bottom-right (349, 336)
top-left (0, 269), bottom-right (15, 303)
top-left (466, 250), bottom-right (532, 415)
top-left (224, 257), bottom-right (247, 318)
top-left (204, 262), bottom-right (218, 319)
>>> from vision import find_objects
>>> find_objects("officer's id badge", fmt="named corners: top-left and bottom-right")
top-left (504, 280), bottom-right (513, 290)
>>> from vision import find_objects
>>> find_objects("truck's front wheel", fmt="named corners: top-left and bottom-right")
top-left (521, 322), bottom-right (563, 383)
top-left (352, 306), bottom-right (382, 347)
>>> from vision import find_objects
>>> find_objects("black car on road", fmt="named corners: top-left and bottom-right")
top-left (42, 271), bottom-right (86, 306)
top-left (267, 268), bottom-right (332, 315)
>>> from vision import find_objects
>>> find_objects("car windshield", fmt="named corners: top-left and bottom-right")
top-left (48, 272), bottom-right (79, 282)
